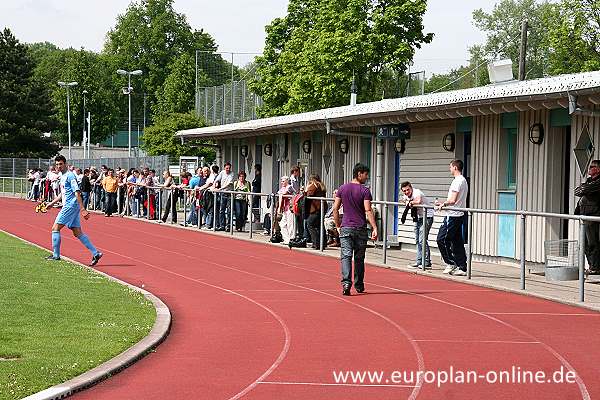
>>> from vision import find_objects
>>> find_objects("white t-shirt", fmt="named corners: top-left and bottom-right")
top-left (402, 188), bottom-right (434, 218)
top-left (446, 175), bottom-right (468, 217)
top-left (215, 171), bottom-right (234, 190)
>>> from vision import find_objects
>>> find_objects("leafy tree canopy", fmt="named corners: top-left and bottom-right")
top-left (0, 28), bottom-right (60, 158)
top-left (141, 112), bottom-right (214, 160)
top-left (251, 0), bottom-right (433, 117)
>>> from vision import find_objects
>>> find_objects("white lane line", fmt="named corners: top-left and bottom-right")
top-left (258, 381), bottom-right (416, 388)
top-left (483, 312), bottom-right (600, 316)
top-left (412, 339), bottom-right (540, 344)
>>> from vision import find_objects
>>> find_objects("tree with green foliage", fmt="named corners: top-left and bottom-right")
top-left (141, 113), bottom-right (214, 160)
top-left (104, 0), bottom-right (233, 119)
top-left (0, 29), bottom-right (60, 158)
top-left (472, 0), bottom-right (556, 80)
top-left (251, 0), bottom-right (433, 117)
top-left (31, 46), bottom-right (121, 144)
top-left (545, 0), bottom-right (600, 75)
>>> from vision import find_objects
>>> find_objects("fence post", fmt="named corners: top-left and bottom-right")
top-left (319, 199), bottom-right (325, 252)
top-left (197, 190), bottom-right (202, 229)
top-left (520, 214), bottom-right (526, 290)
top-left (467, 211), bottom-right (473, 279)
top-left (383, 204), bottom-right (389, 264)
top-left (249, 194), bottom-right (254, 239)
top-left (147, 187), bottom-right (150, 221)
top-left (421, 210), bottom-right (427, 272)
top-left (230, 193), bottom-right (234, 235)
top-left (579, 220), bottom-right (586, 302)
top-left (171, 188), bottom-right (175, 224)
top-left (270, 195), bottom-right (276, 236)
top-left (12, 158), bottom-right (15, 193)
top-left (117, 186), bottom-right (121, 216)
top-left (158, 188), bottom-right (162, 220)
top-left (213, 192), bottom-right (217, 232)
top-left (183, 189), bottom-right (188, 227)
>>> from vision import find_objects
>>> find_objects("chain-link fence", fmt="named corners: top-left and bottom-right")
top-left (0, 156), bottom-right (169, 178)
top-left (196, 80), bottom-right (263, 126)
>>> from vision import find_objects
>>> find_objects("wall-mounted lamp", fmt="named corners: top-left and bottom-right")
top-left (528, 123), bottom-right (544, 145)
top-left (264, 143), bottom-right (273, 157)
top-left (240, 145), bottom-right (249, 158)
top-left (394, 138), bottom-right (406, 154)
top-left (339, 138), bottom-right (349, 154)
top-left (302, 139), bottom-right (312, 154)
top-left (442, 133), bottom-right (455, 152)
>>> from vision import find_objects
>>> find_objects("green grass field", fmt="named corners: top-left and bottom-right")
top-left (0, 232), bottom-right (156, 400)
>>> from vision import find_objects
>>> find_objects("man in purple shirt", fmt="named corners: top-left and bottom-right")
top-left (333, 163), bottom-right (378, 296)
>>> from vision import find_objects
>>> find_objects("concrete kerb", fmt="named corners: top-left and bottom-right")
top-left (111, 211), bottom-right (600, 313)
top-left (1, 230), bottom-right (172, 400)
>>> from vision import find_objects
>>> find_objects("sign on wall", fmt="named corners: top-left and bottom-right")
top-left (377, 124), bottom-right (411, 140)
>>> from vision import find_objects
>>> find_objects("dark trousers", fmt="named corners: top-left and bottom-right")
top-left (105, 192), bottom-right (117, 216)
top-left (436, 216), bottom-right (467, 270)
top-left (234, 199), bottom-right (248, 230)
top-left (307, 212), bottom-right (324, 248)
top-left (162, 193), bottom-right (177, 223)
top-left (218, 194), bottom-right (231, 229)
top-left (584, 221), bottom-right (600, 270)
top-left (295, 213), bottom-right (304, 238)
top-left (340, 227), bottom-right (368, 289)
top-left (82, 192), bottom-right (90, 209)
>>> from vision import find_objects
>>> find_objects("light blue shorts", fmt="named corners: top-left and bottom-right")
top-left (55, 205), bottom-right (81, 228)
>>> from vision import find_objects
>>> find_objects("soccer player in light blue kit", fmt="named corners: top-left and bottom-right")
top-left (44, 155), bottom-right (103, 266)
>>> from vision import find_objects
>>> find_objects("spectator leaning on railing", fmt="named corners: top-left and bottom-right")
top-left (214, 162), bottom-right (234, 231)
top-left (575, 159), bottom-right (600, 275)
top-left (401, 181), bottom-right (434, 269)
top-left (305, 174), bottom-right (327, 249)
top-left (80, 169), bottom-right (92, 209)
top-left (435, 159), bottom-right (469, 277)
top-left (278, 175), bottom-right (297, 245)
top-left (160, 170), bottom-right (177, 224)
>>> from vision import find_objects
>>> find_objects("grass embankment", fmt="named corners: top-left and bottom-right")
top-left (0, 232), bottom-right (156, 399)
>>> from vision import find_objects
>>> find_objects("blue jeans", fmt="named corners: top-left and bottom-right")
top-left (436, 216), bottom-right (467, 270)
top-left (340, 227), bottom-right (368, 289)
top-left (415, 217), bottom-right (433, 266)
top-left (234, 199), bottom-right (248, 230)
top-left (82, 192), bottom-right (90, 209)
top-left (218, 193), bottom-right (231, 229)
top-left (187, 206), bottom-right (198, 225)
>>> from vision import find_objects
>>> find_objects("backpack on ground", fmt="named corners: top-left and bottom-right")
top-left (270, 230), bottom-right (283, 243)
top-left (288, 237), bottom-right (308, 249)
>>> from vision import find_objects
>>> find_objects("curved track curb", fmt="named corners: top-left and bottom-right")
top-left (1, 231), bottom-right (172, 400)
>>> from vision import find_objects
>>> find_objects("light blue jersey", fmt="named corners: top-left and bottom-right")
top-left (55, 170), bottom-right (82, 228)
top-left (60, 171), bottom-right (80, 209)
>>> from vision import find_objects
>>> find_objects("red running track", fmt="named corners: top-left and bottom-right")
top-left (2, 197), bottom-right (600, 399)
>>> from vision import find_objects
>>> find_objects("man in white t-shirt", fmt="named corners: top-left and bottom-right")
top-left (214, 162), bottom-right (234, 231)
top-left (435, 159), bottom-right (469, 276)
top-left (401, 181), bottom-right (434, 269)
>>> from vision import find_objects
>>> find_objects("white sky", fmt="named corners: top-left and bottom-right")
top-left (0, 0), bottom-right (494, 76)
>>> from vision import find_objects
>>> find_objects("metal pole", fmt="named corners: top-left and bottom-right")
top-left (67, 88), bottom-right (72, 159)
top-left (230, 193), bottom-right (234, 235)
top-left (195, 50), bottom-right (199, 117)
top-left (518, 20), bottom-right (529, 81)
top-left (421, 213), bottom-right (427, 272)
top-left (170, 188), bottom-right (175, 223)
top-left (128, 74), bottom-right (132, 157)
top-left (158, 188), bottom-right (162, 220)
top-left (249, 194), bottom-right (254, 239)
top-left (467, 211), bottom-right (473, 279)
top-left (520, 214), bottom-right (526, 290)
top-left (117, 186), bottom-right (121, 215)
top-left (146, 186), bottom-right (150, 220)
top-left (383, 204), bottom-right (389, 264)
top-left (183, 189), bottom-right (188, 226)
top-left (579, 220), bottom-right (586, 302)
top-left (270, 195), bottom-right (276, 236)
top-left (12, 158), bottom-right (15, 193)
top-left (87, 112), bottom-right (91, 158)
top-left (213, 192), bottom-right (217, 232)
top-left (320, 199), bottom-right (325, 252)
top-left (197, 190), bottom-right (202, 229)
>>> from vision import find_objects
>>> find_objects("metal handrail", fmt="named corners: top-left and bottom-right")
top-left (3, 177), bottom-right (597, 302)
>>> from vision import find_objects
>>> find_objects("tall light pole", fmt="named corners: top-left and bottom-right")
top-left (58, 81), bottom-right (78, 159)
top-left (117, 69), bottom-right (143, 157)
top-left (82, 90), bottom-right (88, 158)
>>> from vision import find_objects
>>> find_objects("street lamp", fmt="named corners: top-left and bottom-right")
top-left (58, 81), bottom-right (78, 159)
top-left (82, 90), bottom-right (88, 158)
top-left (117, 69), bottom-right (143, 157)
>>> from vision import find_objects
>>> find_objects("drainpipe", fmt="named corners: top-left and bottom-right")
top-left (350, 75), bottom-right (357, 106)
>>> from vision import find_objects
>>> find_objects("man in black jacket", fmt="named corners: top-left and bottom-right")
top-left (575, 160), bottom-right (600, 274)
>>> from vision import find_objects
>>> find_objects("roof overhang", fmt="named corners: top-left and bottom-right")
top-left (178, 71), bottom-right (600, 140)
